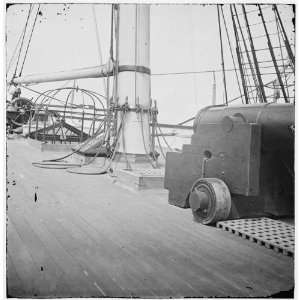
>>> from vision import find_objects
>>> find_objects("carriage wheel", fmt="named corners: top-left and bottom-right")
top-left (188, 178), bottom-right (231, 225)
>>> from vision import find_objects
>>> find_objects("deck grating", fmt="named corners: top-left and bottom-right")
top-left (217, 217), bottom-right (294, 257)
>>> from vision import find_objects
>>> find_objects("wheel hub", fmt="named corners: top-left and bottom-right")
top-left (189, 188), bottom-right (210, 214)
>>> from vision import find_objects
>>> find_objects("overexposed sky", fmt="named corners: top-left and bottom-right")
top-left (6, 3), bottom-right (295, 123)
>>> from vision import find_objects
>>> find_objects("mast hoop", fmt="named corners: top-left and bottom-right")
top-left (118, 65), bottom-right (151, 75)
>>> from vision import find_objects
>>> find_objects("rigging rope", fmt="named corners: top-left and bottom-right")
top-left (242, 4), bottom-right (267, 103)
top-left (275, 9), bottom-right (290, 100)
top-left (227, 71), bottom-right (293, 104)
top-left (32, 113), bottom-right (107, 168)
top-left (109, 5), bottom-right (114, 62)
top-left (92, 4), bottom-right (107, 92)
top-left (139, 111), bottom-right (157, 168)
top-left (67, 111), bottom-right (126, 174)
top-left (111, 4), bottom-right (120, 148)
top-left (220, 6), bottom-right (243, 104)
top-left (34, 5), bottom-right (119, 171)
top-left (134, 5), bottom-right (138, 107)
top-left (29, 11), bottom-right (126, 174)
top-left (217, 5), bottom-right (228, 105)
top-left (12, 4), bottom-right (32, 80)
top-left (157, 125), bottom-right (173, 152)
top-left (150, 65), bottom-right (277, 76)
top-left (19, 4), bottom-right (41, 76)
top-left (230, 4), bottom-right (249, 104)
top-left (7, 26), bottom-right (26, 75)
top-left (234, 4), bottom-right (260, 103)
top-left (155, 126), bottom-right (167, 161)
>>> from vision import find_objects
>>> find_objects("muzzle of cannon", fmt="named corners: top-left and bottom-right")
top-left (164, 103), bottom-right (294, 224)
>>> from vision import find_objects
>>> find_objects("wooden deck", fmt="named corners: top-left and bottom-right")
top-left (6, 138), bottom-right (294, 298)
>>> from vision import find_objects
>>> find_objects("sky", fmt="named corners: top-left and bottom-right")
top-left (6, 3), bottom-right (295, 124)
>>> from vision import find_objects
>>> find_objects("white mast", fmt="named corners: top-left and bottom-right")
top-left (117, 4), bottom-right (151, 155)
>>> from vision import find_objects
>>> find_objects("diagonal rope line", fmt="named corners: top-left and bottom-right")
top-left (13, 4), bottom-right (32, 79)
top-left (7, 26), bottom-right (26, 75)
top-left (92, 5), bottom-right (106, 91)
top-left (221, 6), bottom-right (243, 104)
top-left (19, 4), bottom-right (40, 76)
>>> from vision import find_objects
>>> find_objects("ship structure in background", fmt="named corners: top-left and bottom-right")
top-left (9, 5), bottom-right (159, 169)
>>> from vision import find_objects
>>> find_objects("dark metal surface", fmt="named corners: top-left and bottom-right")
top-left (165, 104), bottom-right (294, 221)
top-left (193, 103), bottom-right (294, 151)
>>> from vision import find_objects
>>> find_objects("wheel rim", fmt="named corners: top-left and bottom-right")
top-left (189, 178), bottom-right (231, 225)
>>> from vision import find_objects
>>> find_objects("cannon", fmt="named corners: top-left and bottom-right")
top-left (164, 103), bottom-right (294, 224)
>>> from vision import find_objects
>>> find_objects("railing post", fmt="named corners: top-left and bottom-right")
top-left (80, 111), bottom-right (85, 142)
top-left (28, 108), bottom-right (32, 137)
top-left (52, 115), bottom-right (56, 144)
top-left (35, 109), bottom-right (39, 140)
top-left (43, 108), bottom-right (47, 142)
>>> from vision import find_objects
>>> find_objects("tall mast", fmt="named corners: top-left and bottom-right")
top-left (117, 4), bottom-right (151, 156)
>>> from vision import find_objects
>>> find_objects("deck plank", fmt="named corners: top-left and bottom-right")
top-left (58, 193), bottom-right (246, 297)
top-left (8, 181), bottom-right (112, 297)
top-left (12, 167), bottom-right (190, 297)
top-left (6, 139), bottom-right (294, 297)
top-left (8, 167), bottom-right (147, 297)
top-left (8, 211), bottom-right (72, 297)
top-left (7, 217), bottom-right (40, 297)
top-left (6, 252), bottom-right (26, 297)
top-left (50, 177), bottom-right (292, 295)
top-left (47, 180), bottom-right (222, 297)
